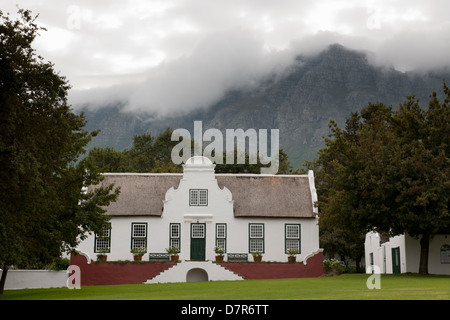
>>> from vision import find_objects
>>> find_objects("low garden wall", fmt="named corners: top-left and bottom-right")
top-left (70, 250), bottom-right (323, 285)
top-left (70, 253), bottom-right (177, 286)
top-left (218, 250), bottom-right (323, 279)
top-left (1, 269), bottom-right (67, 290)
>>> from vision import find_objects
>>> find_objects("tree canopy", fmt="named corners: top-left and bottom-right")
top-left (86, 128), bottom-right (297, 174)
top-left (307, 85), bottom-right (449, 274)
top-left (0, 9), bottom-right (119, 293)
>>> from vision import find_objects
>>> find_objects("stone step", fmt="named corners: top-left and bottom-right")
top-left (144, 261), bottom-right (244, 284)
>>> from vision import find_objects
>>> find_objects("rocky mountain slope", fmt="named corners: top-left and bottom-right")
top-left (79, 44), bottom-right (450, 168)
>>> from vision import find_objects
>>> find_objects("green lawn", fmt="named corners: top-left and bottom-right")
top-left (1, 274), bottom-right (450, 300)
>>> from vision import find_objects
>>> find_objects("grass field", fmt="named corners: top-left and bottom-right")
top-left (1, 273), bottom-right (450, 300)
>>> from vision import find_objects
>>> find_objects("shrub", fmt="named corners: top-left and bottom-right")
top-left (323, 259), bottom-right (345, 275)
top-left (49, 257), bottom-right (70, 270)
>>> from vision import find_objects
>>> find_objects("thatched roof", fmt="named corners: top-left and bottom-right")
top-left (216, 174), bottom-right (315, 218)
top-left (90, 173), bottom-right (316, 218)
top-left (89, 173), bottom-right (182, 217)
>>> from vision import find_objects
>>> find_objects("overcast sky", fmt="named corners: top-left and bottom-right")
top-left (3, 0), bottom-right (450, 114)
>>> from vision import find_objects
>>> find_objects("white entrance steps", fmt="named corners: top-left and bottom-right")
top-left (144, 261), bottom-right (244, 284)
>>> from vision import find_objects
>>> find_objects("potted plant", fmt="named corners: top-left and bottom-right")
top-left (214, 246), bottom-right (225, 262)
top-left (251, 251), bottom-right (262, 262)
top-left (96, 248), bottom-right (109, 262)
top-left (286, 248), bottom-right (299, 263)
top-left (166, 246), bottom-right (180, 261)
top-left (131, 247), bottom-right (147, 261)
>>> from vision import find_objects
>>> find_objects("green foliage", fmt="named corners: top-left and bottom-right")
top-left (165, 246), bottom-right (180, 255)
top-left (0, 8), bottom-right (119, 292)
top-left (323, 259), bottom-right (346, 275)
top-left (307, 83), bottom-right (450, 275)
top-left (85, 128), bottom-right (184, 173)
top-left (251, 251), bottom-right (263, 257)
top-left (214, 149), bottom-right (295, 174)
top-left (49, 257), bottom-right (70, 271)
top-left (214, 246), bottom-right (225, 256)
top-left (130, 247), bottom-right (147, 256)
top-left (286, 249), bottom-right (299, 257)
top-left (86, 129), bottom-right (295, 174)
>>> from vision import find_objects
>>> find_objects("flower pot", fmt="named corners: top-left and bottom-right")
top-left (215, 255), bottom-right (224, 262)
top-left (97, 255), bottom-right (107, 262)
top-left (288, 256), bottom-right (296, 263)
top-left (171, 255), bottom-right (179, 261)
top-left (253, 256), bottom-right (262, 262)
top-left (134, 255), bottom-right (142, 261)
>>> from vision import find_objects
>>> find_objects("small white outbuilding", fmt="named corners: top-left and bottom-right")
top-left (365, 231), bottom-right (450, 275)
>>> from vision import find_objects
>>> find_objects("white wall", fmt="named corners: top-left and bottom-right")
top-left (404, 234), bottom-right (450, 275)
top-left (0, 270), bottom-right (67, 290)
top-left (365, 232), bottom-right (450, 275)
top-left (77, 215), bottom-right (319, 263)
top-left (365, 232), bottom-right (406, 274)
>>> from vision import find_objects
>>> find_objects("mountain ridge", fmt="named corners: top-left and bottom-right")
top-left (78, 44), bottom-right (450, 168)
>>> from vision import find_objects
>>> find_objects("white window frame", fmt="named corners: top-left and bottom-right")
top-left (285, 224), bottom-right (301, 253)
top-left (95, 225), bottom-right (111, 253)
top-left (131, 223), bottom-right (147, 250)
top-left (215, 223), bottom-right (227, 252)
top-left (170, 223), bottom-right (181, 249)
top-left (189, 189), bottom-right (208, 206)
top-left (192, 224), bottom-right (205, 238)
top-left (249, 223), bottom-right (264, 253)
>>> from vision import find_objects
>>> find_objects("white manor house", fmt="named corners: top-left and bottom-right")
top-left (75, 156), bottom-right (322, 270)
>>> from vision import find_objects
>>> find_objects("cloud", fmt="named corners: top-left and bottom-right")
top-left (122, 29), bottom-right (297, 115)
top-left (3, 0), bottom-right (450, 114)
top-left (70, 28), bottom-right (299, 115)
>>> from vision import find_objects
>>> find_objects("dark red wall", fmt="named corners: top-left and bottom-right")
top-left (218, 251), bottom-right (323, 279)
top-left (70, 253), bottom-right (177, 286)
top-left (70, 250), bottom-right (323, 285)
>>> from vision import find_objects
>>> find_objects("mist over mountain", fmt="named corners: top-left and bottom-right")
top-left (78, 44), bottom-right (450, 168)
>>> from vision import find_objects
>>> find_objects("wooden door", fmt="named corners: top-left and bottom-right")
top-left (190, 223), bottom-right (206, 261)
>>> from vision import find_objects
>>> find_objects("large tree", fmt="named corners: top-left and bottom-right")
top-left (305, 111), bottom-right (371, 272)
top-left (309, 86), bottom-right (449, 275)
top-left (379, 89), bottom-right (449, 274)
top-left (0, 9), bottom-right (119, 293)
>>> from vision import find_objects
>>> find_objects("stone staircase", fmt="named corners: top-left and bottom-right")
top-left (144, 261), bottom-right (244, 284)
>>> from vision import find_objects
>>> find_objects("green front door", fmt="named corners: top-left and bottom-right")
top-left (392, 247), bottom-right (401, 274)
top-left (190, 223), bottom-right (206, 261)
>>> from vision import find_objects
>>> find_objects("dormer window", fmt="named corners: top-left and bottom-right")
top-left (190, 189), bottom-right (208, 206)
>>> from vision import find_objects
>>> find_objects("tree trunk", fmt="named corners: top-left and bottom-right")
top-left (355, 258), bottom-right (361, 273)
top-left (0, 264), bottom-right (8, 295)
top-left (419, 233), bottom-right (430, 275)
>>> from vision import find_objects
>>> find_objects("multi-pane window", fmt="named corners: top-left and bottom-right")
top-left (131, 223), bottom-right (147, 250)
top-left (285, 224), bottom-right (301, 253)
top-left (95, 225), bottom-right (111, 253)
top-left (192, 224), bottom-right (205, 238)
top-left (215, 223), bottom-right (227, 252)
top-left (170, 223), bottom-right (181, 249)
top-left (249, 223), bottom-right (264, 253)
top-left (189, 189), bottom-right (208, 206)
